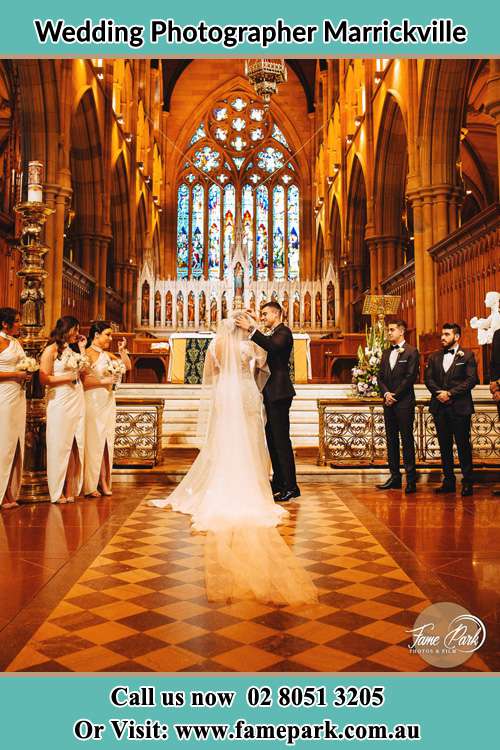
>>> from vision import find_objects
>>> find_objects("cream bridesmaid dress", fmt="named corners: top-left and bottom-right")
top-left (46, 347), bottom-right (85, 502)
top-left (84, 350), bottom-right (117, 495)
top-left (0, 334), bottom-right (26, 505)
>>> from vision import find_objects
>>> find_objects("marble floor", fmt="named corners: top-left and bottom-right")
top-left (0, 474), bottom-right (499, 672)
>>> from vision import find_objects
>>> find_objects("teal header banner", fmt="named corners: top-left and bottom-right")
top-left (1, 675), bottom-right (498, 748)
top-left (1, 0), bottom-right (499, 56)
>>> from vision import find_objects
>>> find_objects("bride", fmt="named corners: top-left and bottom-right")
top-left (150, 314), bottom-right (317, 605)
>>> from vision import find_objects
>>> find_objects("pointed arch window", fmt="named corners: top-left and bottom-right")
top-left (176, 91), bottom-right (301, 281)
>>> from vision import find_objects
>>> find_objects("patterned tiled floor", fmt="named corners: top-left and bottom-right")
top-left (6, 486), bottom-right (488, 672)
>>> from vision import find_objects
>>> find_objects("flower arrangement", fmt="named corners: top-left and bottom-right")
top-left (18, 355), bottom-right (39, 373)
top-left (17, 355), bottom-right (39, 390)
top-left (351, 324), bottom-right (388, 398)
top-left (60, 349), bottom-right (90, 373)
top-left (103, 357), bottom-right (127, 390)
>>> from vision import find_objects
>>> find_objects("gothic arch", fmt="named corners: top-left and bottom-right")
top-left (419, 60), bottom-right (474, 186)
top-left (70, 88), bottom-right (105, 237)
top-left (374, 94), bottom-right (408, 239)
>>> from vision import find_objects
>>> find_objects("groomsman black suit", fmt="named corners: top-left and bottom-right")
top-left (377, 341), bottom-right (420, 488)
top-left (250, 322), bottom-right (298, 498)
top-left (424, 331), bottom-right (478, 492)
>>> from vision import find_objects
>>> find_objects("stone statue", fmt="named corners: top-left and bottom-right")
top-left (304, 293), bottom-right (311, 325)
top-left (141, 282), bottom-right (150, 325)
top-left (20, 279), bottom-right (45, 328)
top-left (293, 293), bottom-right (300, 326)
top-left (188, 292), bottom-right (195, 326)
top-left (176, 293), bottom-right (184, 327)
top-left (234, 262), bottom-right (244, 308)
top-left (249, 293), bottom-right (256, 315)
top-left (327, 282), bottom-right (335, 324)
top-left (221, 292), bottom-right (228, 319)
top-left (210, 296), bottom-right (217, 325)
top-left (199, 292), bottom-right (206, 327)
top-left (470, 291), bottom-right (500, 345)
top-left (282, 293), bottom-right (289, 323)
top-left (315, 292), bottom-right (322, 326)
top-left (154, 292), bottom-right (161, 326)
top-left (165, 292), bottom-right (172, 326)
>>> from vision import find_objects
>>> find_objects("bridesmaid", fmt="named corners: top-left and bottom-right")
top-left (0, 308), bottom-right (29, 509)
top-left (40, 316), bottom-right (87, 504)
top-left (82, 322), bottom-right (131, 497)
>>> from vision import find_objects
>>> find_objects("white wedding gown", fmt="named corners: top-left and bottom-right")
top-left (150, 320), bottom-right (317, 605)
top-left (84, 351), bottom-right (117, 494)
top-left (46, 349), bottom-right (85, 502)
top-left (0, 336), bottom-right (26, 503)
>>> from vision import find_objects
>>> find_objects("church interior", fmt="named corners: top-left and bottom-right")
top-left (0, 58), bottom-right (499, 672)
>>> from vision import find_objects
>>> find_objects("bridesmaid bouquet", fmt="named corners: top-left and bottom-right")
top-left (103, 358), bottom-right (127, 390)
top-left (61, 349), bottom-right (90, 378)
top-left (17, 355), bottom-right (39, 390)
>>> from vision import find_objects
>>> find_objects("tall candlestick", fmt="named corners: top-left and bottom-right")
top-left (28, 160), bottom-right (44, 203)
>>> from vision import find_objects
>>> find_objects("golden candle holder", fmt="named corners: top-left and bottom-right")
top-left (14, 200), bottom-right (54, 502)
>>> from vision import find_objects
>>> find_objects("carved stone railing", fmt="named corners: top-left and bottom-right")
top-left (429, 203), bottom-right (500, 328)
top-left (114, 397), bottom-right (164, 467)
top-left (317, 398), bottom-right (500, 467)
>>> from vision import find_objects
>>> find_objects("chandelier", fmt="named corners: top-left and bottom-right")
top-left (245, 59), bottom-right (287, 109)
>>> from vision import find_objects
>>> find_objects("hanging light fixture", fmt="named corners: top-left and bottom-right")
top-left (245, 59), bottom-right (287, 109)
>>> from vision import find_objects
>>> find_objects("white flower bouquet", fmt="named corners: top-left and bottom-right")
top-left (17, 355), bottom-right (39, 390)
top-left (60, 349), bottom-right (90, 384)
top-left (103, 358), bottom-right (127, 390)
top-left (351, 324), bottom-right (387, 399)
top-left (18, 355), bottom-right (39, 373)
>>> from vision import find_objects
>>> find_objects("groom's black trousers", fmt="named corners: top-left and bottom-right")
top-left (264, 396), bottom-right (297, 492)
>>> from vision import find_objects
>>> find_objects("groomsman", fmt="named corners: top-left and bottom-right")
top-left (489, 327), bottom-right (500, 495)
top-left (376, 320), bottom-right (420, 494)
top-left (424, 323), bottom-right (478, 496)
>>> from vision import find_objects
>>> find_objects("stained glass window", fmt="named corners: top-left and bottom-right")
top-left (232, 118), bottom-right (246, 132)
top-left (191, 183), bottom-right (204, 279)
top-left (256, 185), bottom-right (268, 280)
top-left (223, 183), bottom-right (235, 277)
top-left (177, 184), bottom-right (189, 279)
top-left (242, 184), bottom-right (254, 277)
top-left (273, 185), bottom-right (285, 280)
top-left (177, 93), bottom-right (301, 281)
top-left (250, 108), bottom-right (264, 121)
top-left (208, 184), bottom-right (221, 279)
top-left (231, 97), bottom-right (246, 111)
top-left (287, 185), bottom-right (300, 280)
top-left (194, 146), bottom-right (220, 172)
top-left (272, 124), bottom-right (289, 149)
top-left (190, 123), bottom-right (206, 144)
top-left (257, 147), bottom-right (285, 172)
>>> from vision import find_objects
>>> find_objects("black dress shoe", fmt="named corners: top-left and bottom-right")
top-left (376, 477), bottom-right (402, 490)
top-left (492, 487), bottom-right (500, 496)
top-left (434, 484), bottom-right (456, 494)
top-left (405, 482), bottom-right (417, 494)
top-left (461, 484), bottom-right (473, 497)
top-left (273, 489), bottom-right (283, 499)
top-left (277, 487), bottom-right (301, 502)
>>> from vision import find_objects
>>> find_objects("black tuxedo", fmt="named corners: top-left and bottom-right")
top-left (377, 343), bottom-right (420, 482)
top-left (424, 347), bottom-right (479, 484)
top-left (251, 323), bottom-right (297, 493)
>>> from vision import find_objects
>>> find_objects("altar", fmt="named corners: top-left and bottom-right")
top-left (167, 331), bottom-right (312, 384)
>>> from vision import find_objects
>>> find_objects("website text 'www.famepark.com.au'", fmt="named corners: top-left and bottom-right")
top-left (74, 718), bottom-right (421, 744)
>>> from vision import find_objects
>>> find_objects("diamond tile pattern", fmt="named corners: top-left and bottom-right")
top-left (6, 487), bottom-right (489, 672)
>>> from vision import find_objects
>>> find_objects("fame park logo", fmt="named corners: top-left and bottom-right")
top-left (407, 601), bottom-right (486, 668)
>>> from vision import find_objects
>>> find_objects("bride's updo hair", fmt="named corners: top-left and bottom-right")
top-left (87, 320), bottom-right (111, 347)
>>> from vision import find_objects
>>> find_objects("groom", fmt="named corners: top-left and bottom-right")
top-left (236, 302), bottom-right (300, 502)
